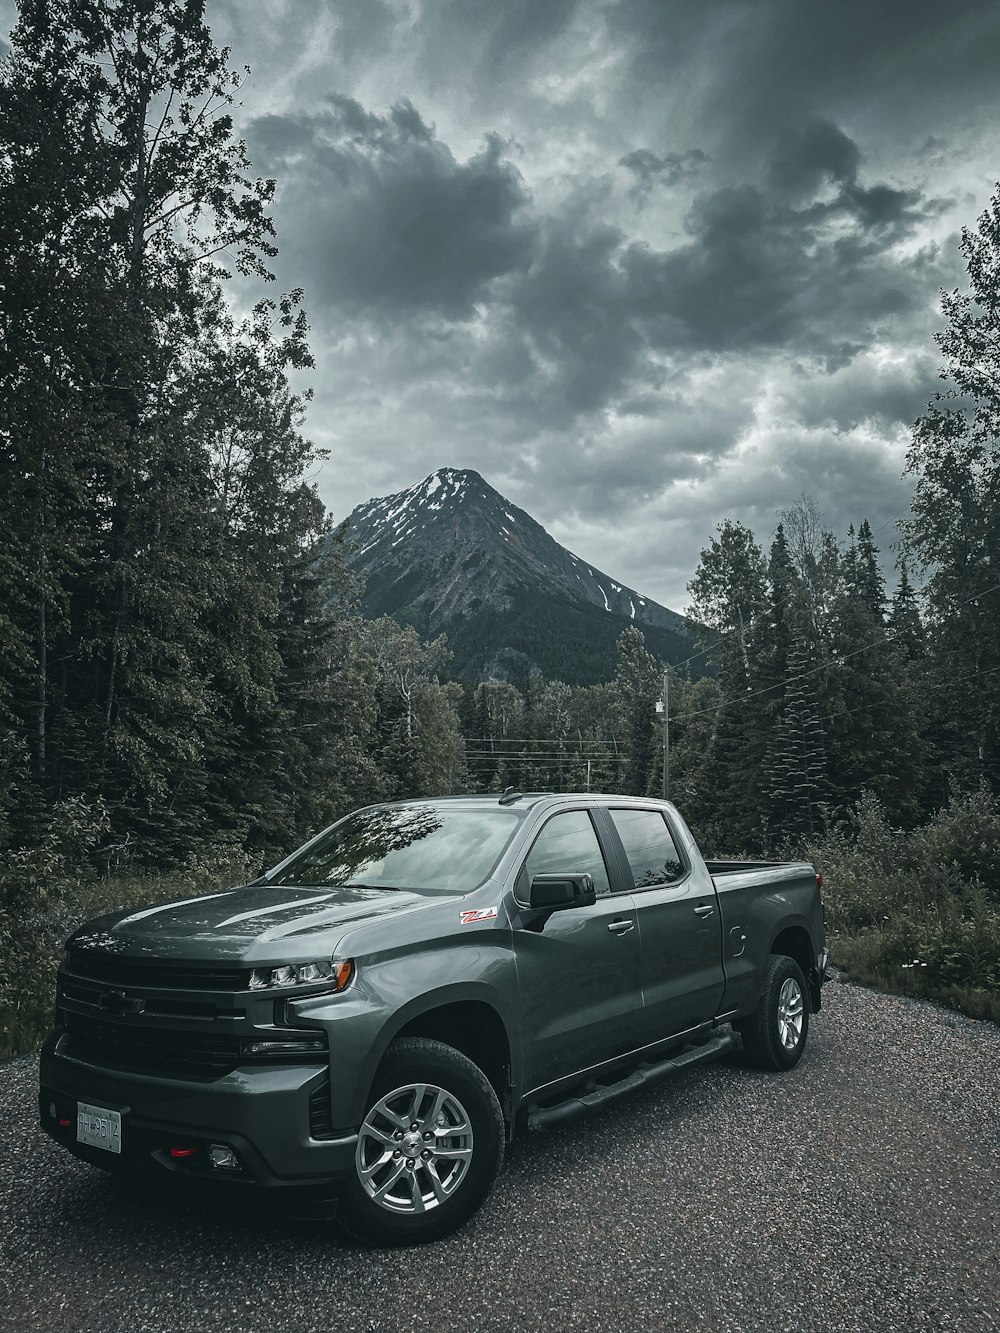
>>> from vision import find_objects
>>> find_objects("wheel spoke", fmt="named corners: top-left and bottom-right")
top-left (435, 1116), bottom-right (469, 1139)
top-left (425, 1159), bottom-right (450, 1203)
top-left (408, 1083), bottom-right (427, 1124)
top-left (433, 1145), bottom-right (473, 1161)
top-left (363, 1123), bottom-right (396, 1148)
top-left (359, 1148), bottom-right (393, 1181)
top-left (422, 1086), bottom-right (448, 1130)
top-left (409, 1170), bottom-right (426, 1213)
top-left (373, 1158), bottom-right (409, 1201)
top-left (376, 1103), bottom-right (410, 1131)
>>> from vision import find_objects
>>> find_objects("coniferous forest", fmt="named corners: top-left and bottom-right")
top-left (1, 1), bottom-right (999, 1052)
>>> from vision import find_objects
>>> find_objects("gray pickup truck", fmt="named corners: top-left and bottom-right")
top-left (40, 792), bottom-right (828, 1245)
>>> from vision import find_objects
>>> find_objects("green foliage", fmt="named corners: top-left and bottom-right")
top-left (805, 789), bottom-right (1000, 1022)
top-left (0, 851), bottom-right (254, 1061)
top-left (0, 796), bottom-right (110, 912)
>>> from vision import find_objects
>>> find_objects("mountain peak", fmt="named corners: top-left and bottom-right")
top-left (342, 469), bottom-right (693, 684)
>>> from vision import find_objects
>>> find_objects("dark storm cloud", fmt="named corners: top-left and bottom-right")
top-left (480, 120), bottom-right (942, 424)
top-left (620, 148), bottom-right (710, 205)
top-left (608, 0), bottom-right (1000, 162)
top-left (247, 97), bottom-right (536, 318)
top-left (617, 123), bottom-right (941, 361)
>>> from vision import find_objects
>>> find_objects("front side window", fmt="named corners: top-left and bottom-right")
top-left (268, 806), bottom-right (521, 893)
top-left (523, 809), bottom-right (612, 897)
top-left (609, 809), bottom-right (685, 889)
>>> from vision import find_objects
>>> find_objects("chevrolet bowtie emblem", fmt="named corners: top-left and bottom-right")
top-left (98, 988), bottom-right (145, 1015)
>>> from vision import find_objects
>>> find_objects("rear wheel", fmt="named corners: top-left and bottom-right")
top-left (338, 1038), bottom-right (504, 1246)
top-left (738, 954), bottom-right (809, 1070)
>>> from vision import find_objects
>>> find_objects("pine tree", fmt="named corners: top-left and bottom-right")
top-left (612, 627), bottom-right (659, 797)
top-left (764, 639), bottom-right (827, 842)
top-left (906, 181), bottom-right (1000, 789)
top-left (826, 521), bottom-right (923, 823)
top-left (687, 521), bottom-right (769, 846)
top-left (0, 0), bottom-right (328, 863)
top-left (888, 560), bottom-right (925, 662)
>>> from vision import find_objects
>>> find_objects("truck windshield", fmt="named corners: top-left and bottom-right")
top-left (267, 805), bottom-right (522, 893)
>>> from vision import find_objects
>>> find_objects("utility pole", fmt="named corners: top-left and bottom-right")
top-left (660, 669), bottom-right (669, 801)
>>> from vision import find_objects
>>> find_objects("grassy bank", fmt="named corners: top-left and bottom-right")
top-left (805, 788), bottom-right (1000, 1026)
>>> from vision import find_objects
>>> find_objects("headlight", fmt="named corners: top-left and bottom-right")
top-left (248, 959), bottom-right (354, 991)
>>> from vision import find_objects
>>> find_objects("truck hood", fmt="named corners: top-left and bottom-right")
top-left (68, 882), bottom-right (449, 964)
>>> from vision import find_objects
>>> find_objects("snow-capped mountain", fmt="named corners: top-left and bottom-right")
top-left (341, 467), bottom-right (694, 683)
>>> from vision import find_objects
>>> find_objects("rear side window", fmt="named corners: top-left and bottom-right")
top-left (523, 810), bottom-right (612, 897)
top-left (608, 809), bottom-right (684, 889)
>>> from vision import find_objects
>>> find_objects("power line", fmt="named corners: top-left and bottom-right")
top-left (816, 660), bottom-right (1000, 728)
top-left (669, 576), bottom-right (1000, 725)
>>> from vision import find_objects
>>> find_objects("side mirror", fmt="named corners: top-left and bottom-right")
top-left (528, 872), bottom-right (597, 911)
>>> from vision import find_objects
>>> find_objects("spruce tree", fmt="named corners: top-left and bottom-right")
top-left (906, 181), bottom-right (1000, 789)
top-left (763, 638), bottom-right (827, 842)
top-left (0, 0), bottom-right (330, 863)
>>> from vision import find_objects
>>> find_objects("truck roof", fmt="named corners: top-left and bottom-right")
top-left (379, 792), bottom-right (670, 812)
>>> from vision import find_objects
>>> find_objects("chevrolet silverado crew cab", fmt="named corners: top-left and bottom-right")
top-left (40, 793), bottom-right (828, 1245)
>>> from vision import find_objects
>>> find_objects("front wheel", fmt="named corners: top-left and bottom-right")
top-left (737, 954), bottom-right (809, 1071)
top-left (338, 1038), bottom-right (504, 1246)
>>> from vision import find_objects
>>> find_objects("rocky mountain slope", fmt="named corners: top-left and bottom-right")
top-left (341, 467), bottom-right (695, 684)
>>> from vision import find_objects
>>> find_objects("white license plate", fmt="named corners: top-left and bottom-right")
top-left (77, 1102), bottom-right (122, 1154)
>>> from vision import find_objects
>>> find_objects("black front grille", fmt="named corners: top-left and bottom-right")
top-left (66, 953), bottom-right (248, 992)
top-left (59, 975), bottom-right (239, 1021)
top-left (309, 1074), bottom-right (335, 1138)
top-left (61, 1011), bottom-right (242, 1081)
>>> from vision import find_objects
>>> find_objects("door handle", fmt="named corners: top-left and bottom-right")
top-left (607, 918), bottom-right (635, 935)
top-left (693, 905), bottom-right (715, 917)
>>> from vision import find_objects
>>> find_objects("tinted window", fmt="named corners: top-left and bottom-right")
top-left (269, 806), bottom-right (521, 893)
top-left (524, 810), bottom-right (611, 897)
top-left (609, 809), bottom-right (684, 888)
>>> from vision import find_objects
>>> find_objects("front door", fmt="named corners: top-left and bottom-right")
top-left (512, 808), bottom-right (643, 1094)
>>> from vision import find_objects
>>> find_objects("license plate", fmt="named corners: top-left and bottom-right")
top-left (77, 1102), bottom-right (122, 1154)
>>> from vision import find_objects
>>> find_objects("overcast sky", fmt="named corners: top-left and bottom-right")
top-left (10, 0), bottom-right (1000, 610)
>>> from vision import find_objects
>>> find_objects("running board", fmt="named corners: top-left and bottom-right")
top-left (526, 1031), bottom-right (736, 1131)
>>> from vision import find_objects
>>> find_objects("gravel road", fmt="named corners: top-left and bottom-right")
top-left (1, 980), bottom-right (998, 1333)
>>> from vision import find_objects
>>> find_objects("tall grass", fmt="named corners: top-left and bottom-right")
top-left (804, 788), bottom-right (1000, 1024)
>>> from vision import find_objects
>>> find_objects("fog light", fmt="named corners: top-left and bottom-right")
top-left (169, 1145), bottom-right (198, 1159)
top-left (209, 1143), bottom-right (241, 1171)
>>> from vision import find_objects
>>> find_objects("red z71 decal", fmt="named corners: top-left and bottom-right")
top-left (460, 907), bottom-right (498, 925)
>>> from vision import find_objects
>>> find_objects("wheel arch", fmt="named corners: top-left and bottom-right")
top-left (770, 922), bottom-right (820, 1011)
top-left (356, 986), bottom-right (518, 1131)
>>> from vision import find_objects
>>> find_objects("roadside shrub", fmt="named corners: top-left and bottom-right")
top-left (0, 797), bottom-right (110, 912)
top-left (804, 789), bottom-right (1000, 1026)
top-left (0, 834), bottom-right (257, 1061)
top-left (908, 787), bottom-right (1000, 900)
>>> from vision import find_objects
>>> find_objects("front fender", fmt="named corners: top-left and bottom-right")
top-left (289, 947), bottom-right (520, 1130)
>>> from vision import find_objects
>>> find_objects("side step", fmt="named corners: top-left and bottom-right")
top-left (526, 1030), bottom-right (736, 1131)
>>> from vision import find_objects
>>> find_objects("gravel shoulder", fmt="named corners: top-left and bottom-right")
top-left (1, 981), bottom-right (998, 1333)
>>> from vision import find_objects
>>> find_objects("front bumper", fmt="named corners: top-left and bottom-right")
top-left (39, 1033), bottom-right (358, 1189)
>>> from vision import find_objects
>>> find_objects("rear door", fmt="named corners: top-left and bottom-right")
top-left (600, 806), bottom-right (725, 1044)
top-left (511, 807), bottom-right (643, 1093)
